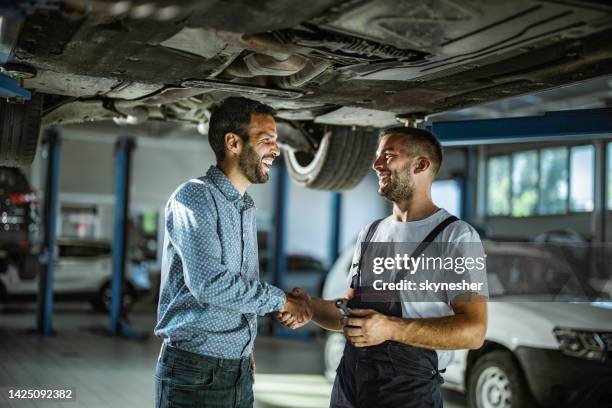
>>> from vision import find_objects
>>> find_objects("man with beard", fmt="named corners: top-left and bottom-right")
top-left (280, 127), bottom-right (488, 407)
top-left (154, 97), bottom-right (312, 408)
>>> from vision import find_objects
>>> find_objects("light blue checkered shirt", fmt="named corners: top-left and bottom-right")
top-left (154, 166), bottom-right (286, 358)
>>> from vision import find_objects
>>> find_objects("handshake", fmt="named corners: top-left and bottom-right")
top-left (275, 288), bottom-right (313, 330)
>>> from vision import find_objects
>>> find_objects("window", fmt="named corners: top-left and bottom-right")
top-left (511, 150), bottom-right (538, 217)
top-left (432, 179), bottom-right (462, 217)
top-left (487, 156), bottom-right (511, 216)
top-left (60, 206), bottom-right (98, 239)
top-left (539, 147), bottom-right (568, 214)
top-left (486, 144), bottom-right (595, 217)
top-left (569, 145), bottom-right (594, 212)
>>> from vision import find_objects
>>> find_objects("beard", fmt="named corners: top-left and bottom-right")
top-left (239, 142), bottom-right (269, 184)
top-left (379, 163), bottom-right (414, 202)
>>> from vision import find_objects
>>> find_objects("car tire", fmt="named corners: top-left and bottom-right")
top-left (0, 282), bottom-right (6, 303)
top-left (0, 94), bottom-right (43, 167)
top-left (92, 281), bottom-right (135, 314)
top-left (468, 350), bottom-right (536, 408)
top-left (284, 126), bottom-right (378, 191)
top-left (324, 331), bottom-right (346, 381)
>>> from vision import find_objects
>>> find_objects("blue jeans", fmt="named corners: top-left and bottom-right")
top-left (155, 343), bottom-right (254, 408)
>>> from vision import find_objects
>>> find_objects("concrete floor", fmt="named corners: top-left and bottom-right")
top-left (0, 300), bottom-right (467, 408)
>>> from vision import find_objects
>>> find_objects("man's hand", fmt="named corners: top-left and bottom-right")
top-left (277, 288), bottom-right (312, 329)
top-left (343, 308), bottom-right (395, 347)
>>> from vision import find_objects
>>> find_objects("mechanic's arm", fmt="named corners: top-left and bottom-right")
top-left (308, 288), bottom-right (355, 331)
top-left (167, 183), bottom-right (286, 316)
top-left (345, 293), bottom-right (487, 350)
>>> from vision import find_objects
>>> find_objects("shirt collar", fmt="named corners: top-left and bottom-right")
top-left (206, 165), bottom-right (255, 210)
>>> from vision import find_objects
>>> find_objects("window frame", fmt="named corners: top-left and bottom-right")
top-left (607, 141), bottom-right (612, 211)
top-left (568, 144), bottom-right (595, 213)
top-left (485, 142), bottom-right (596, 219)
top-left (485, 155), bottom-right (512, 217)
top-left (510, 149), bottom-right (539, 217)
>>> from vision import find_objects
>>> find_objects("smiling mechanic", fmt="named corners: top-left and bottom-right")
top-left (154, 97), bottom-right (311, 408)
top-left (281, 127), bottom-right (488, 408)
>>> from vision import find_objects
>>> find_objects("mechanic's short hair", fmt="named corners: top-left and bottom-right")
top-left (381, 126), bottom-right (443, 176)
top-left (208, 97), bottom-right (275, 162)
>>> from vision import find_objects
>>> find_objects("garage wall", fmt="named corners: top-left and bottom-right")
top-left (437, 148), bottom-right (466, 180)
top-left (471, 140), bottom-right (606, 241)
top-left (483, 214), bottom-right (592, 240)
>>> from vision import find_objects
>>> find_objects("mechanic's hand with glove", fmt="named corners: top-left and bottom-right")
top-left (343, 308), bottom-right (395, 347)
top-left (276, 288), bottom-right (313, 329)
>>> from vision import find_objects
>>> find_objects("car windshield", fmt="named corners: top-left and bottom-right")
top-left (58, 242), bottom-right (111, 258)
top-left (486, 252), bottom-right (598, 300)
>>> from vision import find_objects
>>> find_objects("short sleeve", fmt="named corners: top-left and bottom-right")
top-left (445, 224), bottom-right (489, 303)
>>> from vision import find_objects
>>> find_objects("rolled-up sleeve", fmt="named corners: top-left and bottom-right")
top-left (166, 183), bottom-right (285, 316)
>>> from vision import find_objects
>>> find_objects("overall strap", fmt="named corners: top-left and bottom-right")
top-left (351, 218), bottom-right (384, 288)
top-left (408, 215), bottom-right (459, 259)
top-left (352, 215), bottom-right (459, 288)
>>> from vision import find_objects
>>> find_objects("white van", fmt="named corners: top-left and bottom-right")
top-left (322, 241), bottom-right (612, 407)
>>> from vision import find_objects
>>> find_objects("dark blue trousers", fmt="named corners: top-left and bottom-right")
top-left (155, 343), bottom-right (254, 408)
top-left (330, 341), bottom-right (444, 408)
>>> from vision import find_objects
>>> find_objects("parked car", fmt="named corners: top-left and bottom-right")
top-left (322, 241), bottom-right (612, 407)
top-left (0, 238), bottom-right (151, 313)
top-left (0, 166), bottom-right (39, 298)
top-left (2, 1), bottom-right (612, 190)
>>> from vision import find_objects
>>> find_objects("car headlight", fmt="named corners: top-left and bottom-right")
top-left (553, 327), bottom-right (608, 361)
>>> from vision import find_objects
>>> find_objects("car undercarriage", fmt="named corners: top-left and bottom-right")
top-left (2, 0), bottom-right (612, 189)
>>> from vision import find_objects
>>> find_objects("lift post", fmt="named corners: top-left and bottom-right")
top-left (109, 132), bottom-right (145, 338)
top-left (36, 127), bottom-right (62, 336)
top-left (268, 157), bottom-right (288, 309)
top-left (328, 192), bottom-right (342, 266)
top-left (461, 146), bottom-right (477, 225)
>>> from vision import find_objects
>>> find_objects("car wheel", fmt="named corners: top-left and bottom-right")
top-left (324, 332), bottom-right (346, 381)
top-left (468, 351), bottom-right (535, 408)
top-left (0, 282), bottom-right (6, 303)
top-left (284, 126), bottom-right (378, 191)
top-left (0, 94), bottom-right (43, 167)
top-left (92, 281), bottom-right (135, 314)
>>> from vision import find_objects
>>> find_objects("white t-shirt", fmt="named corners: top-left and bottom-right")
top-left (346, 208), bottom-right (487, 369)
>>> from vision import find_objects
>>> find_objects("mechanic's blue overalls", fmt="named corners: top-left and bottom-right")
top-left (330, 216), bottom-right (458, 408)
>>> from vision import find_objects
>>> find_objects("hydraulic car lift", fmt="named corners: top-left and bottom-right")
top-left (429, 108), bottom-right (612, 145)
top-left (36, 127), bottom-right (146, 338)
top-left (109, 132), bottom-right (146, 338)
top-left (36, 127), bottom-right (61, 336)
top-left (0, 72), bottom-right (31, 100)
top-left (329, 192), bottom-right (342, 266)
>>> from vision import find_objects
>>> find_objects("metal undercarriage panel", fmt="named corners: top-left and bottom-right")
top-left (6, 0), bottom-right (612, 126)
